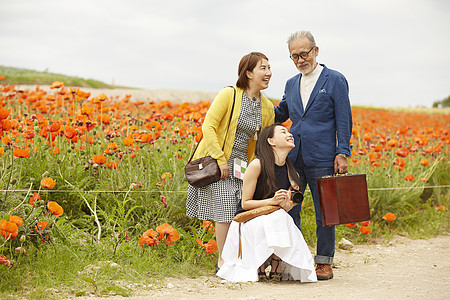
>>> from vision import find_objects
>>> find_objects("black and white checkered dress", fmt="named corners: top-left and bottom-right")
top-left (186, 92), bottom-right (261, 223)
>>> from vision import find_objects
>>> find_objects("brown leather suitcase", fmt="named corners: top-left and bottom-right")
top-left (317, 174), bottom-right (370, 226)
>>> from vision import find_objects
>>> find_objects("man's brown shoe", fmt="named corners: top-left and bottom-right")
top-left (315, 264), bottom-right (333, 280)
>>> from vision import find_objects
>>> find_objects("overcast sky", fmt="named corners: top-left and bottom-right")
top-left (1, 0), bottom-right (449, 107)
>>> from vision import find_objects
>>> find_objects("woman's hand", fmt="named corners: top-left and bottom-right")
top-left (271, 189), bottom-right (289, 205)
top-left (273, 189), bottom-right (295, 212)
top-left (219, 163), bottom-right (230, 180)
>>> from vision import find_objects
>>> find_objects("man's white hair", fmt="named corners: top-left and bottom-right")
top-left (287, 31), bottom-right (316, 48)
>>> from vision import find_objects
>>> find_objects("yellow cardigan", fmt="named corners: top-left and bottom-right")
top-left (193, 86), bottom-right (275, 165)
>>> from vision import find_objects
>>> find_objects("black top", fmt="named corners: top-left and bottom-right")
top-left (235, 162), bottom-right (290, 216)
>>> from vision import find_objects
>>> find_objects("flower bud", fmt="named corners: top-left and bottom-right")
top-left (15, 247), bottom-right (26, 254)
top-left (20, 235), bottom-right (27, 243)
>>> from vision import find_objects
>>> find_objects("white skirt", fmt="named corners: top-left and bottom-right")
top-left (216, 209), bottom-right (317, 283)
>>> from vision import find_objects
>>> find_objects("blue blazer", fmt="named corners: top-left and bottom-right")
top-left (275, 64), bottom-right (352, 167)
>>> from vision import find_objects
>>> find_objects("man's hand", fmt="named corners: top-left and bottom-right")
top-left (334, 155), bottom-right (348, 174)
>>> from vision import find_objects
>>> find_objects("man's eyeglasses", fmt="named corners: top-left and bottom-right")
top-left (290, 47), bottom-right (315, 61)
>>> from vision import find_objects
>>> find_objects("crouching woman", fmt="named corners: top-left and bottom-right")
top-left (216, 123), bottom-right (317, 282)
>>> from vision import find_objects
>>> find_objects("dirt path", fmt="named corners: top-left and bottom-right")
top-left (78, 235), bottom-right (449, 300)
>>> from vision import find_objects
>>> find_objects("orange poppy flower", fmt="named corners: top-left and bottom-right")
top-left (92, 154), bottom-right (107, 165)
top-left (22, 130), bottom-right (35, 139)
top-left (145, 121), bottom-right (162, 132)
top-left (156, 223), bottom-right (179, 245)
top-left (161, 172), bottom-right (172, 182)
top-left (123, 137), bottom-right (134, 147)
top-left (13, 148), bottom-right (30, 158)
top-left (361, 221), bottom-right (371, 226)
top-left (0, 219), bottom-right (19, 239)
top-left (0, 147), bottom-right (4, 156)
top-left (41, 177), bottom-right (56, 189)
top-left (395, 148), bottom-right (409, 158)
top-left (9, 215), bottom-right (23, 227)
top-left (50, 81), bottom-right (64, 89)
top-left (0, 255), bottom-right (9, 266)
top-left (52, 148), bottom-right (61, 155)
top-left (47, 201), bottom-right (64, 217)
top-left (35, 221), bottom-right (48, 231)
top-left (106, 162), bottom-right (118, 169)
top-left (345, 223), bottom-right (357, 228)
top-left (63, 127), bottom-right (77, 139)
top-left (49, 122), bottom-right (61, 132)
top-left (30, 192), bottom-right (41, 204)
top-left (1, 119), bottom-right (12, 131)
top-left (404, 174), bottom-right (415, 181)
top-left (420, 159), bottom-right (429, 166)
top-left (138, 229), bottom-right (159, 247)
top-left (382, 213), bottom-right (396, 221)
top-left (196, 239), bottom-right (218, 255)
top-left (0, 108), bottom-right (10, 119)
top-left (1, 136), bottom-right (12, 145)
top-left (359, 226), bottom-right (371, 235)
top-left (437, 205), bottom-right (447, 211)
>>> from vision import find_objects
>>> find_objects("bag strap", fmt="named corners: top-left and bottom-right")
top-left (188, 86), bottom-right (236, 163)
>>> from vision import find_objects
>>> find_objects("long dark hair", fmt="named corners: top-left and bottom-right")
top-left (255, 123), bottom-right (301, 198)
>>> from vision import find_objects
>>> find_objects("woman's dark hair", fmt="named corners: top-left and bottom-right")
top-left (236, 52), bottom-right (268, 90)
top-left (255, 123), bottom-right (301, 198)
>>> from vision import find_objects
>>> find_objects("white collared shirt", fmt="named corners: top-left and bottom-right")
top-left (300, 63), bottom-right (323, 110)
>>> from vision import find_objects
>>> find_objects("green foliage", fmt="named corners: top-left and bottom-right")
top-left (0, 65), bottom-right (118, 88)
top-left (433, 95), bottom-right (450, 108)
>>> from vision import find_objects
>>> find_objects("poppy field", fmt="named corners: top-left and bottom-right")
top-left (0, 79), bottom-right (449, 297)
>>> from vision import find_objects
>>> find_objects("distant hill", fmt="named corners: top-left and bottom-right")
top-left (0, 65), bottom-right (118, 88)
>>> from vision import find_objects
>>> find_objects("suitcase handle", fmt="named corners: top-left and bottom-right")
top-left (321, 172), bottom-right (357, 179)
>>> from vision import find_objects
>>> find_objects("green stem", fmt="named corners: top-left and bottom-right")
top-left (2, 147), bottom-right (15, 206)
top-left (7, 182), bottom-right (33, 216)
top-left (64, 178), bottom-right (102, 241)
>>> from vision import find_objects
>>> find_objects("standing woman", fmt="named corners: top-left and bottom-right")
top-left (186, 52), bottom-right (275, 270)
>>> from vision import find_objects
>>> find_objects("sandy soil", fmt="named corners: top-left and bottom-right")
top-left (17, 85), bottom-right (218, 104)
top-left (75, 235), bottom-right (449, 300)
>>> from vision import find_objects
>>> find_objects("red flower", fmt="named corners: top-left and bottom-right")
top-left (13, 148), bottom-right (30, 158)
top-left (382, 213), bottom-right (396, 221)
top-left (404, 174), bottom-right (415, 181)
top-left (156, 224), bottom-right (179, 245)
top-left (437, 205), bottom-right (447, 211)
top-left (139, 229), bottom-right (159, 248)
top-left (196, 239), bottom-right (218, 255)
top-left (161, 195), bottom-right (168, 208)
top-left (41, 177), bottom-right (56, 189)
top-left (30, 192), bottom-right (41, 204)
top-left (9, 215), bottom-right (23, 227)
top-left (92, 154), bottom-right (107, 165)
top-left (420, 159), bottom-right (429, 166)
top-left (359, 226), bottom-right (371, 235)
top-left (345, 223), bottom-right (357, 228)
top-left (47, 201), bottom-right (64, 217)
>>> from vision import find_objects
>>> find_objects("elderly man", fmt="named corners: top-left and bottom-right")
top-left (275, 31), bottom-right (352, 280)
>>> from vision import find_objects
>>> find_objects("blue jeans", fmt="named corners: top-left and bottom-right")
top-left (288, 151), bottom-right (335, 265)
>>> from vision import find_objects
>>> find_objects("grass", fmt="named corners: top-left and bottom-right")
top-left (0, 83), bottom-right (448, 299)
top-left (0, 65), bottom-right (121, 89)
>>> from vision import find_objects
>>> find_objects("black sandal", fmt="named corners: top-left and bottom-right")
top-left (269, 257), bottom-right (282, 280)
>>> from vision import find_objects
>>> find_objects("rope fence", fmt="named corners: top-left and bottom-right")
top-left (1, 185), bottom-right (449, 194)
